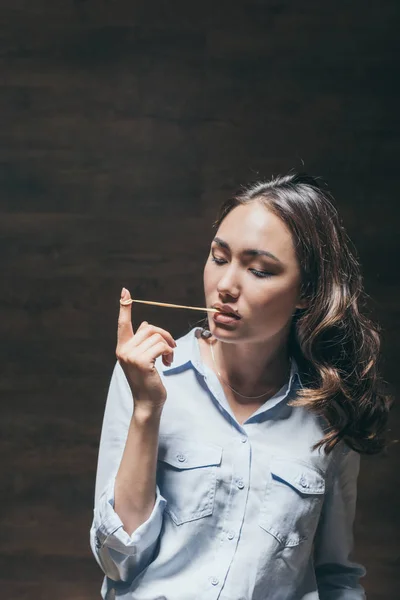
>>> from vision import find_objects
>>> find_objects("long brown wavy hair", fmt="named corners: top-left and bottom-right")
top-left (214, 172), bottom-right (391, 455)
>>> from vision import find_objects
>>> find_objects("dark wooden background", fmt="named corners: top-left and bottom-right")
top-left (1, 1), bottom-right (399, 598)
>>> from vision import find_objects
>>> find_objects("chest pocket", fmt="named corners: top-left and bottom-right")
top-left (157, 435), bottom-right (223, 525)
top-left (259, 457), bottom-right (325, 547)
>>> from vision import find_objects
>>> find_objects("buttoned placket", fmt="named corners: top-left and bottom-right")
top-left (196, 364), bottom-right (251, 600)
top-left (191, 333), bottom-right (298, 600)
top-left (201, 430), bottom-right (251, 600)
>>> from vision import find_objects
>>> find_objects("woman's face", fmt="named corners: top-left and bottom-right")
top-left (203, 201), bottom-right (306, 344)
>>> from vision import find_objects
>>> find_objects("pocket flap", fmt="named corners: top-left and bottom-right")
top-left (158, 436), bottom-right (223, 470)
top-left (270, 457), bottom-right (325, 495)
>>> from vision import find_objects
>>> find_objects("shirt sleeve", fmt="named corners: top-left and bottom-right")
top-left (89, 361), bottom-right (167, 585)
top-left (313, 445), bottom-right (366, 600)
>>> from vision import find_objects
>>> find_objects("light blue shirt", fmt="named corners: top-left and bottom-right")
top-left (90, 327), bottom-right (366, 600)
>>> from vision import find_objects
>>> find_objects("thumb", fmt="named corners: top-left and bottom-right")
top-left (117, 287), bottom-right (134, 346)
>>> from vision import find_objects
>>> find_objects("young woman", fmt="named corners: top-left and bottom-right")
top-left (90, 173), bottom-right (390, 600)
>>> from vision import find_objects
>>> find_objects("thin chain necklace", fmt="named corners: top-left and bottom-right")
top-left (209, 340), bottom-right (279, 400)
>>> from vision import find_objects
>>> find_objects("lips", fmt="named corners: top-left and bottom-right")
top-left (212, 304), bottom-right (241, 319)
top-left (213, 313), bottom-right (240, 325)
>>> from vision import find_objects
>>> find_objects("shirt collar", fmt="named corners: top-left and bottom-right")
top-left (162, 326), bottom-right (302, 393)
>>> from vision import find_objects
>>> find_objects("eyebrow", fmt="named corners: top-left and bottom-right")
top-left (212, 237), bottom-right (282, 263)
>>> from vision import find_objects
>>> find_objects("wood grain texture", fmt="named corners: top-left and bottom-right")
top-left (1, 1), bottom-right (399, 598)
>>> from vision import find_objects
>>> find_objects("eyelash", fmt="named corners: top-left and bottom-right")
top-left (211, 256), bottom-right (273, 279)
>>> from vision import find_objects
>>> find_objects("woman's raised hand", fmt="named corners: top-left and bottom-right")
top-left (116, 287), bottom-right (176, 414)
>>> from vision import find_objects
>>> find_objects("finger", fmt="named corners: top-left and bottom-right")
top-left (132, 323), bottom-right (176, 350)
top-left (162, 355), bottom-right (173, 367)
top-left (135, 332), bottom-right (175, 358)
top-left (117, 287), bottom-right (134, 345)
top-left (141, 341), bottom-right (174, 367)
top-left (117, 330), bottom-right (174, 367)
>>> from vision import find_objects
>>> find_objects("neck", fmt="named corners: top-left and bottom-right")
top-left (210, 329), bottom-right (291, 401)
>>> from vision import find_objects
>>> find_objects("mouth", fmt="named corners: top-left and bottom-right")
top-left (212, 312), bottom-right (241, 326)
top-left (218, 311), bottom-right (240, 319)
top-left (212, 304), bottom-right (242, 322)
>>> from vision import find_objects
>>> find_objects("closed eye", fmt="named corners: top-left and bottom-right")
top-left (250, 268), bottom-right (273, 279)
top-left (211, 256), bottom-right (226, 265)
top-left (211, 256), bottom-right (273, 279)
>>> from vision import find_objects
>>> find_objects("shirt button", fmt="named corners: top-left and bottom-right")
top-left (210, 576), bottom-right (219, 586)
top-left (236, 478), bottom-right (245, 489)
top-left (240, 437), bottom-right (247, 443)
top-left (227, 531), bottom-right (235, 540)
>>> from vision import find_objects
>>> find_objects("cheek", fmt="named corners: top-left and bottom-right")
top-left (254, 278), bottom-right (300, 314)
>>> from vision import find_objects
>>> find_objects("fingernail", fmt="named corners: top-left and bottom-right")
top-left (121, 287), bottom-right (127, 299)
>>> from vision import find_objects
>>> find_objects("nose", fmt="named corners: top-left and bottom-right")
top-left (217, 264), bottom-right (240, 298)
